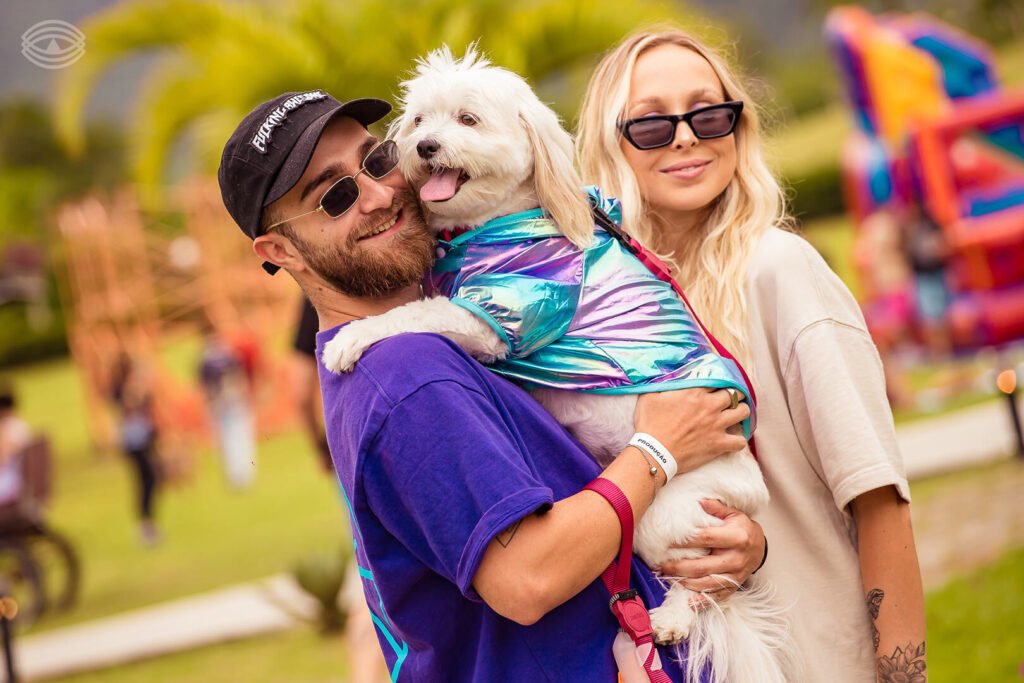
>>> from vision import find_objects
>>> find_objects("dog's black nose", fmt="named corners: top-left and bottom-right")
top-left (417, 139), bottom-right (440, 160)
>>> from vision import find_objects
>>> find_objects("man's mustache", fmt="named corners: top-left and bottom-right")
top-left (348, 189), bottom-right (423, 245)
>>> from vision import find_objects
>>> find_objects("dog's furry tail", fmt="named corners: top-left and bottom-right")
top-left (682, 576), bottom-right (798, 683)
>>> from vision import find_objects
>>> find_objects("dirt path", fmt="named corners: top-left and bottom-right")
top-left (909, 456), bottom-right (1024, 590)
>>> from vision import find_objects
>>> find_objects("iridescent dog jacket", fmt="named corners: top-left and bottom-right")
top-left (426, 187), bottom-right (755, 437)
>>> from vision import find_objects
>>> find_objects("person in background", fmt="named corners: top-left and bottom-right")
top-left (577, 27), bottom-right (926, 682)
top-left (110, 353), bottom-right (162, 546)
top-left (903, 203), bottom-right (954, 359)
top-left (0, 380), bottom-right (32, 512)
top-left (854, 207), bottom-right (914, 408)
top-left (199, 324), bottom-right (256, 489)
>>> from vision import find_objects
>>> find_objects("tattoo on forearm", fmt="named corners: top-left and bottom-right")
top-left (866, 588), bottom-right (884, 650)
top-left (496, 520), bottom-right (522, 548)
top-left (877, 642), bottom-right (927, 682)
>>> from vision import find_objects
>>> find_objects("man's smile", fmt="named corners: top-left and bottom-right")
top-left (357, 208), bottom-right (405, 241)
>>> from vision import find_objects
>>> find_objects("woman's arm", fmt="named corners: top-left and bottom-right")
top-left (850, 485), bottom-right (927, 682)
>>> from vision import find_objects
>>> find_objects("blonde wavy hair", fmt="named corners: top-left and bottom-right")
top-left (577, 28), bottom-right (791, 370)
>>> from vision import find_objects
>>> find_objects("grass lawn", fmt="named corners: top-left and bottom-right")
top-left (50, 626), bottom-right (351, 683)
top-left (9, 352), bottom-right (349, 635)
top-left (926, 545), bottom-right (1024, 683)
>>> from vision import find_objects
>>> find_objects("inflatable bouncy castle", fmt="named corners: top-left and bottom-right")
top-left (826, 7), bottom-right (1024, 349)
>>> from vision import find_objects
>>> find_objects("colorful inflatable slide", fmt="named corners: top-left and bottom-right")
top-left (826, 6), bottom-right (1024, 348)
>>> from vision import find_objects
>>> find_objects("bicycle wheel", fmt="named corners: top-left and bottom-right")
top-left (27, 526), bottom-right (80, 613)
top-left (0, 542), bottom-right (43, 629)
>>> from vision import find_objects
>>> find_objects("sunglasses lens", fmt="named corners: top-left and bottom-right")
top-left (627, 118), bottom-right (676, 149)
top-left (321, 178), bottom-right (360, 217)
top-left (691, 107), bottom-right (737, 138)
top-left (364, 140), bottom-right (400, 179)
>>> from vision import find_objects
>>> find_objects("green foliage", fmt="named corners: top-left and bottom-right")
top-left (0, 100), bottom-right (126, 367)
top-left (783, 163), bottom-right (844, 220)
top-left (0, 100), bottom-right (125, 252)
top-left (0, 168), bottom-right (56, 243)
top-left (0, 302), bottom-right (68, 367)
top-left (763, 53), bottom-right (839, 120)
top-left (0, 100), bottom-right (124, 203)
top-left (291, 548), bottom-right (350, 633)
top-left (53, 0), bottom-right (696, 201)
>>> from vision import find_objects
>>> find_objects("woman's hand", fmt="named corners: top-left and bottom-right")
top-left (657, 499), bottom-right (766, 607)
top-left (634, 389), bottom-right (749, 475)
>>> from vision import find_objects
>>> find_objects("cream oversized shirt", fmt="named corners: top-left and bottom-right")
top-left (744, 227), bottom-right (910, 681)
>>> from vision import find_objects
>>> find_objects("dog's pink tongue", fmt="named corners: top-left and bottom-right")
top-left (420, 168), bottom-right (462, 202)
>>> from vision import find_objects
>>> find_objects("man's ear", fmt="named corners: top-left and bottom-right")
top-left (253, 233), bottom-right (305, 273)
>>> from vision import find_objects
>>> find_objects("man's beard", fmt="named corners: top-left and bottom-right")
top-left (285, 190), bottom-right (435, 298)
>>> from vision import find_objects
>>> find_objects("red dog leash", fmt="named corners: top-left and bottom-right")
top-left (585, 478), bottom-right (672, 683)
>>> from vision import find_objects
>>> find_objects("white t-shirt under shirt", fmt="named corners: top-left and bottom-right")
top-left (743, 227), bottom-right (911, 681)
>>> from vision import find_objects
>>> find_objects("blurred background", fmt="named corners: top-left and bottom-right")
top-left (0, 0), bottom-right (1022, 681)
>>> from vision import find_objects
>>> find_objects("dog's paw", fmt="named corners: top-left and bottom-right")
top-left (321, 324), bottom-right (381, 373)
top-left (649, 604), bottom-right (693, 645)
top-left (473, 350), bottom-right (507, 365)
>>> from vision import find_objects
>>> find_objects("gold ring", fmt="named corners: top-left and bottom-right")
top-left (727, 389), bottom-right (740, 410)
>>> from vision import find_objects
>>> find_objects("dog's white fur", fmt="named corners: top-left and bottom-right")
top-left (322, 46), bottom-right (796, 683)
top-left (390, 45), bottom-right (594, 248)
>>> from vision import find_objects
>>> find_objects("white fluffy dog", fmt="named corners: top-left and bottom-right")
top-left (323, 46), bottom-right (794, 683)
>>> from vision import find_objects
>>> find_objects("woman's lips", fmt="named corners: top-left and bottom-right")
top-left (661, 159), bottom-right (712, 180)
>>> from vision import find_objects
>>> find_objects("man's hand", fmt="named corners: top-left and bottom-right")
top-left (657, 500), bottom-right (765, 607)
top-left (634, 389), bottom-right (750, 475)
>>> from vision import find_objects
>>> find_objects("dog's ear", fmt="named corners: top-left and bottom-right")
top-left (519, 99), bottom-right (593, 250)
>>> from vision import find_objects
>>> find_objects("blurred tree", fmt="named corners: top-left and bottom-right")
top-left (0, 100), bottom-right (124, 238)
top-left (806, 0), bottom-right (1022, 46)
top-left (0, 100), bottom-right (125, 365)
top-left (54, 0), bottom-right (702, 202)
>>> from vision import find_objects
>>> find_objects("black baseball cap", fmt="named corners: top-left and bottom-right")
top-left (218, 90), bottom-right (391, 274)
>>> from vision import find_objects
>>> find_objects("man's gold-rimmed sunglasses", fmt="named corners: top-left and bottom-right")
top-left (264, 139), bottom-right (400, 232)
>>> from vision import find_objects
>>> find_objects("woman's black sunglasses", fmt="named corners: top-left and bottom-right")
top-left (619, 101), bottom-right (744, 150)
top-left (264, 139), bottom-right (401, 231)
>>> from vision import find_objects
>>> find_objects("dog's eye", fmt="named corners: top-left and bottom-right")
top-left (458, 113), bottom-right (478, 127)
top-left (413, 115), bottom-right (423, 127)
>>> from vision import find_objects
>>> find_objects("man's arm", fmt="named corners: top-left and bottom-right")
top-left (850, 485), bottom-right (926, 682)
top-left (473, 388), bottom-right (750, 625)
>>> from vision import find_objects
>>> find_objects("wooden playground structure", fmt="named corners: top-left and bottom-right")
top-left (51, 179), bottom-right (304, 478)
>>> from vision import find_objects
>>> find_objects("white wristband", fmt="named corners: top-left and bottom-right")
top-left (629, 432), bottom-right (677, 483)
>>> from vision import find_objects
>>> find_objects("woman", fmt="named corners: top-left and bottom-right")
top-left (110, 353), bottom-right (162, 546)
top-left (577, 29), bottom-right (926, 682)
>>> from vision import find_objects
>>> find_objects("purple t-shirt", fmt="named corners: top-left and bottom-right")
top-left (316, 329), bottom-right (694, 683)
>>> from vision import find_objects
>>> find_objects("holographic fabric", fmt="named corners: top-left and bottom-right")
top-left (426, 187), bottom-right (755, 436)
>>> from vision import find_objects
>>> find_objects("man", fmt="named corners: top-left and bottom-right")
top-left (218, 91), bottom-right (763, 681)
